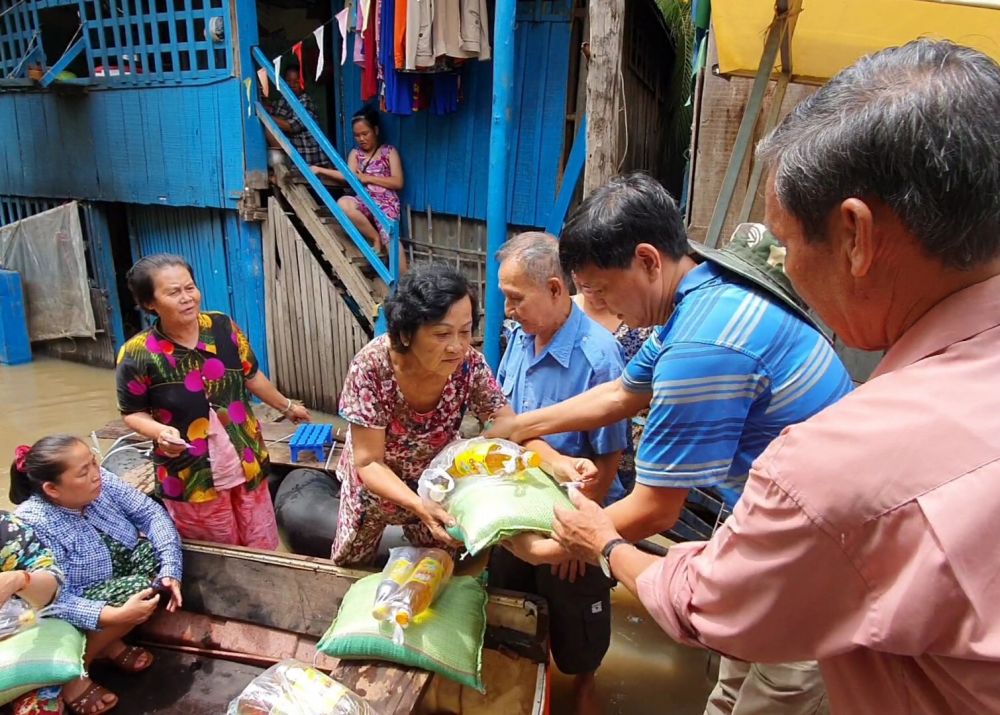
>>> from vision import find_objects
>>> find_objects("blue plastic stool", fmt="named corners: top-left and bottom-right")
top-left (289, 423), bottom-right (334, 462)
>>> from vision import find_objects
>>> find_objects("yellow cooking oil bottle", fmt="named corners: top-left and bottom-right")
top-left (447, 440), bottom-right (541, 478)
top-left (390, 548), bottom-right (455, 629)
top-left (371, 546), bottom-right (422, 620)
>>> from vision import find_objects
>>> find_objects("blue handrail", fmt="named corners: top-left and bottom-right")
top-left (251, 46), bottom-right (398, 287)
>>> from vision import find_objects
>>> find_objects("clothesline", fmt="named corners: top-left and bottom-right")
top-left (269, 15), bottom-right (337, 61)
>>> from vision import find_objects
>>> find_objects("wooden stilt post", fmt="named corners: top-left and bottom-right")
top-left (583, 0), bottom-right (625, 197)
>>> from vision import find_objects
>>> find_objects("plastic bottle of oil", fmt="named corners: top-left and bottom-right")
top-left (390, 548), bottom-right (455, 630)
top-left (448, 441), bottom-right (541, 478)
top-left (371, 546), bottom-right (421, 621)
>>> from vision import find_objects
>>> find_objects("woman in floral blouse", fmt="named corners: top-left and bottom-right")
top-left (115, 254), bottom-right (311, 549)
top-left (1, 511), bottom-right (65, 715)
top-left (331, 263), bottom-right (595, 566)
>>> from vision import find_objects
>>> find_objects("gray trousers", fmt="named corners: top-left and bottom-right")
top-left (705, 657), bottom-right (830, 715)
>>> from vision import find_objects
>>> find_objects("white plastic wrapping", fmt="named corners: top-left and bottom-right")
top-left (0, 202), bottom-right (96, 341)
top-left (416, 437), bottom-right (540, 504)
top-left (226, 659), bottom-right (378, 715)
top-left (0, 597), bottom-right (47, 640)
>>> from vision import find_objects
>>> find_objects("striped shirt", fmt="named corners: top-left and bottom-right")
top-left (623, 262), bottom-right (852, 507)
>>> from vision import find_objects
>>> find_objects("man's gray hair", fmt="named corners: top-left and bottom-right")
top-left (757, 39), bottom-right (1000, 270)
top-left (497, 232), bottom-right (571, 286)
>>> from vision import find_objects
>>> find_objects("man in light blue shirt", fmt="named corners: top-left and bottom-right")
top-left (491, 232), bottom-right (628, 715)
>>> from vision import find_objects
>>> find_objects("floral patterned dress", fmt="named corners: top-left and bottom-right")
top-left (331, 336), bottom-right (507, 565)
top-left (350, 143), bottom-right (401, 247)
top-left (2, 512), bottom-right (66, 715)
top-left (115, 312), bottom-right (269, 503)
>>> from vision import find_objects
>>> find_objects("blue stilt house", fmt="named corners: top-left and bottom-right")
top-left (0, 0), bottom-right (679, 412)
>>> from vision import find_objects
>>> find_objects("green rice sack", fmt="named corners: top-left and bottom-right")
top-left (0, 618), bottom-right (86, 705)
top-left (317, 573), bottom-right (488, 692)
top-left (444, 467), bottom-right (573, 556)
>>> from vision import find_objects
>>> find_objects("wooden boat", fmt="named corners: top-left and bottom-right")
top-left (97, 541), bottom-right (549, 714)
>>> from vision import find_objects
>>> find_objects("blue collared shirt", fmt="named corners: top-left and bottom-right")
top-left (498, 303), bottom-right (629, 459)
top-left (623, 262), bottom-right (853, 507)
top-left (16, 469), bottom-right (183, 631)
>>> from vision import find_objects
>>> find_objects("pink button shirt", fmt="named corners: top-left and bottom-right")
top-left (637, 273), bottom-right (1000, 714)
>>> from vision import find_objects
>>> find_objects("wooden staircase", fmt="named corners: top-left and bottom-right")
top-left (270, 163), bottom-right (388, 331)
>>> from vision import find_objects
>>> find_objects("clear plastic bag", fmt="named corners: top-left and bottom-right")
top-left (417, 438), bottom-right (573, 556)
top-left (226, 659), bottom-right (378, 715)
top-left (372, 547), bottom-right (454, 644)
top-left (416, 437), bottom-right (540, 504)
top-left (0, 596), bottom-right (46, 640)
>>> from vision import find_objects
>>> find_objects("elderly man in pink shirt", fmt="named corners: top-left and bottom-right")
top-left (553, 38), bottom-right (1000, 714)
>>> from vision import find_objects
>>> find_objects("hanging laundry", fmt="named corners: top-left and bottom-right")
top-left (394, 0), bottom-right (407, 70)
top-left (273, 55), bottom-right (282, 85)
top-left (379, 0), bottom-right (415, 114)
top-left (292, 42), bottom-right (305, 90)
top-left (354, 0), bottom-right (366, 66)
top-left (361, 0), bottom-right (379, 100)
top-left (405, 0), bottom-right (434, 70)
top-left (429, 0), bottom-right (491, 63)
top-left (459, 0), bottom-right (491, 60)
top-left (430, 72), bottom-right (460, 115)
top-left (359, 0), bottom-right (372, 32)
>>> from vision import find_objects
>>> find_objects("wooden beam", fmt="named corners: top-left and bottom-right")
top-left (737, 72), bottom-right (789, 223)
top-left (273, 165), bottom-right (380, 325)
top-left (705, 8), bottom-right (787, 247)
top-left (583, 0), bottom-right (624, 196)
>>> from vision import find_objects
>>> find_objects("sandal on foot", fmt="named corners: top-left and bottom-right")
top-left (64, 682), bottom-right (118, 715)
top-left (100, 644), bottom-right (155, 673)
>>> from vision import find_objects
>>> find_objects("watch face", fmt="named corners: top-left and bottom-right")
top-left (599, 556), bottom-right (611, 579)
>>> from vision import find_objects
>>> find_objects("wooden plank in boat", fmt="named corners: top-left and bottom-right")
top-left (177, 544), bottom-right (431, 713)
top-left (91, 647), bottom-right (264, 715)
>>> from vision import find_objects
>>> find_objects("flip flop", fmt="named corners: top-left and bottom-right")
top-left (64, 682), bottom-right (118, 715)
top-left (100, 644), bottom-right (155, 673)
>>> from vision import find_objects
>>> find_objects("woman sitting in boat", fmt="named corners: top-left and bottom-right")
top-left (10, 435), bottom-right (183, 715)
top-left (0, 508), bottom-right (67, 715)
top-left (115, 254), bottom-right (311, 549)
top-left (310, 105), bottom-right (407, 274)
top-left (331, 262), bottom-right (593, 566)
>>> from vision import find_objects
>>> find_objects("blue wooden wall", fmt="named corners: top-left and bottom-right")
top-left (127, 205), bottom-right (268, 373)
top-left (333, 1), bottom-right (573, 228)
top-left (0, 81), bottom-right (247, 209)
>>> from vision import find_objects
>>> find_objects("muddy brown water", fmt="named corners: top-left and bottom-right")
top-left (0, 357), bottom-right (716, 714)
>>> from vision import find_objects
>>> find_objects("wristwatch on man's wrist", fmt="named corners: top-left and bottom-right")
top-left (599, 537), bottom-right (630, 579)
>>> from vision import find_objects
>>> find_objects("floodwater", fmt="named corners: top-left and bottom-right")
top-left (0, 357), bottom-right (716, 714)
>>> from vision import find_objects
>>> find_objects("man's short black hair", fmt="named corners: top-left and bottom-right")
top-left (383, 263), bottom-right (479, 352)
top-left (559, 172), bottom-right (688, 274)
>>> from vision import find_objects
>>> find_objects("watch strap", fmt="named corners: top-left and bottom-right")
top-left (601, 537), bottom-right (630, 562)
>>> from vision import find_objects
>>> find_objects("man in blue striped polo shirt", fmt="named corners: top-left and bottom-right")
top-left (491, 173), bottom-right (852, 715)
